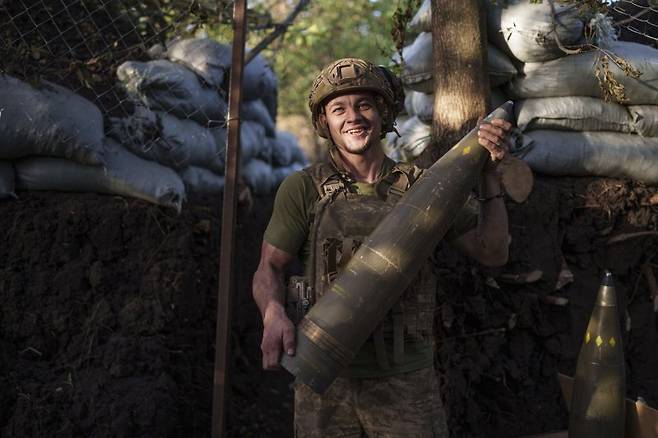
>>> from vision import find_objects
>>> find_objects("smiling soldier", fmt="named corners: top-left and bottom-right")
top-left (252, 58), bottom-right (512, 437)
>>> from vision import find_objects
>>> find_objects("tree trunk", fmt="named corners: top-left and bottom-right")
top-left (414, 0), bottom-right (489, 168)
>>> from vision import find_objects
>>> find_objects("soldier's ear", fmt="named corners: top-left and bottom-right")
top-left (318, 113), bottom-right (329, 133)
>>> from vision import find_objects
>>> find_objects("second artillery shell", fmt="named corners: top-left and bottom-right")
top-left (569, 270), bottom-right (626, 438)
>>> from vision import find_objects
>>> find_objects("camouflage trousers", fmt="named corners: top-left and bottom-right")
top-left (293, 367), bottom-right (449, 438)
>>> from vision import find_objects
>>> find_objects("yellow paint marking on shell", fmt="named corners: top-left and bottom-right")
top-left (462, 146), bottom-right (472, 155)
top-left (596, 335), bottom-right (603, 347)
top-left (331, 283), bottom-right (348, 298)
top-left (585, 332), bottom-right (591, 344)
top-left (609, 337), bottom-right (616, 347)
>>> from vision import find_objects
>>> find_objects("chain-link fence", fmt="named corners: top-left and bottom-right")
top-left (0, 0), bottom-right (654, 116)
top-left (0, 0), bottom-right (227, 117)
top-left (0, 0), bottom-right (308, 204)
top-left (610, 0), bottom-right (657, 47)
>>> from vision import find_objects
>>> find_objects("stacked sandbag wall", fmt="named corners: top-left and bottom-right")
top-left (0, 38), bottom-right (308, 208)
top-left (0, 74), bottom-right (186, 210)
top-left (386, 2), bottom-right (519, 161)
top-left (392, 0), bottom-right (658, 182)
top-left (114, 37), bottom-right (307, 197)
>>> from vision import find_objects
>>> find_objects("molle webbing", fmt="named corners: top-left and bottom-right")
top-left (303, 160), bottom-right (435, 371)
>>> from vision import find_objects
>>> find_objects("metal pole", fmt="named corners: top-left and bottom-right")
top-left (211, 0), bottom-right (247, 435)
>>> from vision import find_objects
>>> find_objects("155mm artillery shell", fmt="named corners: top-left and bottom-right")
top-left (569, 271), bottom-right (626, 437)
top-left (281, 102), bottom-right (515, 394)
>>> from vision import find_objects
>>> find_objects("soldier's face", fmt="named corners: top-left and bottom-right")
top-left (321, 92), bottom-right (382, 155)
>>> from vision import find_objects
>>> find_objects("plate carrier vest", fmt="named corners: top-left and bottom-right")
top-left (301, 158), bottom-right (437, 370)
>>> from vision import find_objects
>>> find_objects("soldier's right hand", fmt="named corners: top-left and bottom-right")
top-left (260, 302), bottom-right (296, 370)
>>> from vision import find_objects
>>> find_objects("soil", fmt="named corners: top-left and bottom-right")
top-left (1, 175), bottom-right (657, 437)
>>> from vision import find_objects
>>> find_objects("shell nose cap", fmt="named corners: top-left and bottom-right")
top-left (601, 269), bottom-right (615, 287)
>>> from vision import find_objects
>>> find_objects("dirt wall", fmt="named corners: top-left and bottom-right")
top-left (1, 175), bottom-right (657, 437)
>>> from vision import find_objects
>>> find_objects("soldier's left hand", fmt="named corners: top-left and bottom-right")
top-left (477, 118), bottom-right (513, 164)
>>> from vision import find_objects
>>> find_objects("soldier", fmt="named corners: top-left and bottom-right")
top-left (252, 58), bottom-right (512, 437)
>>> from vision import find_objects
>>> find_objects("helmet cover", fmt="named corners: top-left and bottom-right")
top-left (309, 58), bottom-right (404, 139)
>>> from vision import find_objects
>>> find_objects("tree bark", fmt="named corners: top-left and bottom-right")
top-left (414, 0), bottom-right (489, 168)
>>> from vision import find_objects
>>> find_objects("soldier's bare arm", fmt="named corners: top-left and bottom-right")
top-left (450, 169), bottom-right (510, 267)
top-left (451, 118), bottom-right (512, 267)
top-left (252, 241), bottom-right (296, 369)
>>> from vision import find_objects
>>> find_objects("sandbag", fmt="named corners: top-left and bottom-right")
top-left (242, 158), bottom-right (275, 195)
top-left (240, 121), bottom-right (267, 163)
top-left (405, 91), bottom-right (434, 123)
top-left (0, 75), bottom-right (105, 165)
top-left (403, 89), bottom-right (509, 122)
top-left (272, 162), bottom-right (304, 188)
top-left (629, 106), bottom-right (658, 137)
top-left (510, 130), bottom-right (658, 183)
top-left (161, 38), bottom-right (277, 109)
top-left (486, 0), bottom-right (585, 63)
top-left (515, 97), bottom-right (634, 133)
top-left (268, 131), bottom-right (306, 167)
top-left (109, 107), bottom-right (220, 171)
top-left (15, 139), bottom-right (186, 211)
top-left (161, 38), bottom-right (231, 90)
top-left (180, 166), bottom-right (225, 194)
top-left (507, 42), bottom-right (658, 105)
top-left (204, 123), bottom-right (264, 175)
top-left (0, 161), bottom-right (16, 199)
top-left (399, 33), bottom-right (518, 92)
top-left (116, 60), bottom-right (228, 124)
top-left (409, 0), bottom-right (431, 33)
top-left (390, 116), bottom-right (432, 161)
top-left (158, 112), bottom-right (218, 169)
top-left (242, 99), bottom-right (275, 137)
top-left (245, 54), bottom-right (278, 119)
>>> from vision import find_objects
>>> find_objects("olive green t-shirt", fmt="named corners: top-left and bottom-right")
top-left (264, 161), bottom-right (478, 377)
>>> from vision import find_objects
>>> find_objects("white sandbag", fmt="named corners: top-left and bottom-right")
top-left (515, 97), bottom-right (634, 133)
top-left (403, 89), bottom-right (509, 122)
top-left (161, 38), bottom-right (231, 89)
top-left (242, 158), bottom-right (275, 195)
top-left (507, 42), bottom-right (658, 105)
top-left (158, 112), bottom-right (218, 169)
top-left (486, 0), bottom-right (585, 63)
top-left (116, 60), bottom-right (227, 124)
top-left (268, 131), bottom-right (307, 167)
top-left (390, 116), bottom-right (432, 160)
top-left (15, 140), bottom-right (186, 211)
top-left (510, 130), bottom-right (658, 183)
top-left (109, 107), bottom-right (221, 171)
top-left (629, 106), bottom-right (658, 137)
top-left (161, 38), bottom-right (278, 109)
top-left (240, 121), bottom-right (267, 163)
top-left (399, 33), bottom-right (518, 92)
top-left (272, 162), bottom-right (305, 188)
top-left (409, 0), bottom-right (431, 33)
top-left (0, 75), bottom-right (105, 165)
top-left (405, 91), bottom-right (434, 123)
top-left (206, 122), bottom-right (264, 172)
top-left (242, 99), bottom-right (275, 137)
top-left (245, 54), bottom-right (278, 119)
top-left (0, 161), bottom-right (16, 199)
top-left (180, 166), bottom-right (225, 194)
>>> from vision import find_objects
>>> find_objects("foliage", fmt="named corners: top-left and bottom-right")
top-left (391, 0), bottom-right (421, 70)
top-left (242, 0), bottom-right (401, 116)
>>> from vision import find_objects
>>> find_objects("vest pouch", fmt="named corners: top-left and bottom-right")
top-left (286, 275), bottom-right (313, 324)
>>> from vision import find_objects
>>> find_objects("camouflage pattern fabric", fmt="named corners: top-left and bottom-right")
top-left (293, 366), bottom-right (449, 437)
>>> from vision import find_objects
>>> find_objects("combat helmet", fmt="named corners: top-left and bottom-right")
top-left (309, 58), bottom-right (405, 139)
